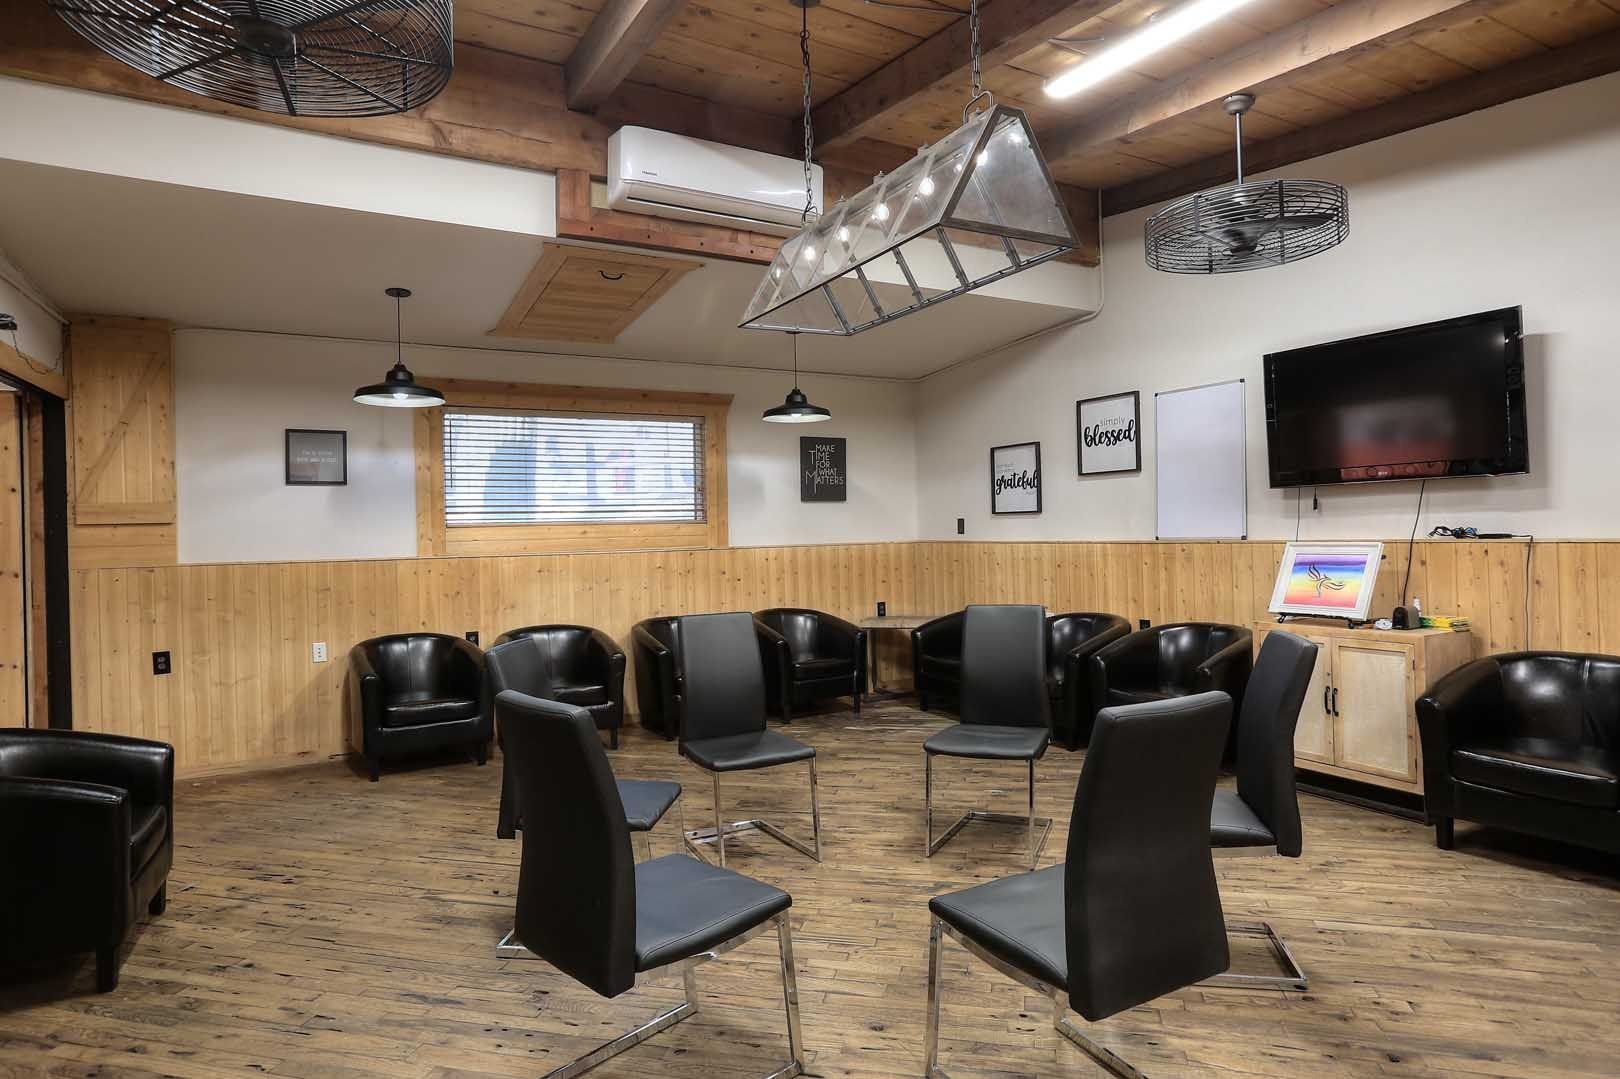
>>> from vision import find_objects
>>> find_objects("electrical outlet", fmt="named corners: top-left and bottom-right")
top-left (466, 630), bottom-right (480, 645)
top-left (312, 641), bottom-right (328, 663)
top-left (956, 517), bottom-right (965, 535)
top-left (877, 601), bottom-right (887, 617)
top-left (152, 651), bottom-right (171, 676)
top-left (1138, 619), bottom-right (1151, 630)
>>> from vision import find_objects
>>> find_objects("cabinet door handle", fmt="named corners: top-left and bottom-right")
top-left (1331, 686), bottom-right (1340, 716)
top-left (1323, 685), bottom-right (1332, 714)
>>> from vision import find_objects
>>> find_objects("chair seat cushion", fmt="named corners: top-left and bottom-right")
top-left (381, 695), bottom-right (480, 728)
top-left (1451, 738), bottom-right (1619, 809)
top-left (792, 657), bottom-right (851, 679)
top-left (1209, 789), bottom-right (1276, 848)
top-left (682, 730), bottom-right (816, 773)
top-left (1104, 687), bottom-right (1176, 708)
top-left (634, 853), bottom-right (791, 972)
top-left (619, 779), bottom-right (682, 832)
top-left (924, 724), bottom-right (1049, 760)
top-left (554, 683), bottom-right (610, 707)
top-left (130, 803), bottom-right (167, 871)
top-left (929, 865), bottom-right (1067, 991)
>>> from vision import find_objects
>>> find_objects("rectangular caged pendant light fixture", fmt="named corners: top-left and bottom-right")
top-left (739, 104), bottom-right (1079, 336)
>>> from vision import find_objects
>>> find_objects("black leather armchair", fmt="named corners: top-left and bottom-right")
top-left (347, 633), bottom-right (490, 781)
top-left (491, 625), bottom-right (625, 748)
top-left (0, 729), bottom-right (174, 992)
top-left (1089, 622), bottom-right (1252, 756)
top-left (912, 610), bottom-right (963, 711)
top-left (1417, 652), bottom-right (1620, 855)
top-left (631, 616), bottom-right (683, 739)
top-left (755, 608), bottom-right (866, 721)
top-left (1045, 612), bottom-right (1131, 749)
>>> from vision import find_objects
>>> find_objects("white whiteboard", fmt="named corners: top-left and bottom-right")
top-left (1155, 380), bottom-right (1247, 539)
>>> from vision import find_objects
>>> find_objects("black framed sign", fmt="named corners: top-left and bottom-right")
top-left (1077, 390), bottom-right (1141, 475)
top-left (800, 435), bottom-right (847, 502)
top-left (990, 441), bottom-right (1041, 514)
top-left (285, 429), bottom-right (348, 486)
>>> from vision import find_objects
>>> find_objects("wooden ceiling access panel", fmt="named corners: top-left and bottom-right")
top-left (491, 246), bottom-right (703, 344)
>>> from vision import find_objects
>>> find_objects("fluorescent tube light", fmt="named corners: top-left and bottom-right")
top-left (1044, 0), bottom-right (1260, 100)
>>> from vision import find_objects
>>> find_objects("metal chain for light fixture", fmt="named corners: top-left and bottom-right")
top-left (800, 1), bottom-right (816, 224)
top-left (964, 0), bottom-right (991, 120)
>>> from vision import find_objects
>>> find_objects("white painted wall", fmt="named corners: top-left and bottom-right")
top-left (175, 329), bottom-right (918, 563)
top-left (0, 247), bottom-right (64, 375)
top-left (917, 72), bottom-right (1620, 543)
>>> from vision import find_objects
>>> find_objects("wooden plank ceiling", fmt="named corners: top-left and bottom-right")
top-left (459, 0), bottom-right (1620, 209)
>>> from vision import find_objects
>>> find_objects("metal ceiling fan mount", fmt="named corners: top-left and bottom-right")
top-left (1144, 91), bottom-right (1349, 274)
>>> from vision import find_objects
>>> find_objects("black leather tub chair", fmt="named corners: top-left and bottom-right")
top-left (678, 612), bottom-right (822, 866)
top-left (755, 607), bottom-right (866, 721)
top-left (1046, 612), bottom-right (1131, 749)
top-left (912, 610), bottom-right (963, 711)
top-left (924, 604), bottom-right (1052, 869)
top-left (491, 625), bottom-right (626, 748)
top-left (1418, 651), bottom-right (1620, 855)
top-left (487, 632), bottom-right (676, 851)
top-left (631, 616), bottom-right (683, 739)
top-left (494, 690), bottom-right (806, 1079)
top-left (1090, 621), bottom-right (1252, 758)
top-left (924, 693), bottom-right (1232, 1079)
top-left (1205, 630), bottom-right (1318, 991)
top-left (347, 633), bottom-right (490, 781)
top-left (0, 729), bottom-right (175, 992)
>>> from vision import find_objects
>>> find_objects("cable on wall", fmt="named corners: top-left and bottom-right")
top-left (1400, 478), bottom-right (1426, 605)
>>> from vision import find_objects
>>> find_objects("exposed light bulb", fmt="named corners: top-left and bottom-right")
top-left (1008, 127), bottom-right (1026, 147)
top-left (976, 150), bottom-right (990, 167)
top-left (1045, 0), bottom-right (1261, 99)
top-left (837, 226), bottom-right (850, 243)
top-left (919, 176), bottom-right (936, 197)
top-left (803, 245), bottom-right (817, 261)
top-left (873, 202), bottom-right (890, 221)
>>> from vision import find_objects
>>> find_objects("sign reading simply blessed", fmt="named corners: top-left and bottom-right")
top-left (1077, 391), bottom-right (1141, 475)
top-left (990, 441), bottom-right (1041, 514)
top-left (800, 436), bottom-right (847, 502)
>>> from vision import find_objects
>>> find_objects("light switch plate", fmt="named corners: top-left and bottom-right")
top-left (312, 641), bottom-right (328, 663)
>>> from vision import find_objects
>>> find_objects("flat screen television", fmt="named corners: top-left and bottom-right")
top-left (1263, 307), bottom-right (1527, 489)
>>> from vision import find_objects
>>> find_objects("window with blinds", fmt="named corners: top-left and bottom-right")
top-left (442, 409), bottom-right (705, 526)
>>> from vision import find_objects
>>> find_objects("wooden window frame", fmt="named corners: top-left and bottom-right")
top-left (415, 378), bottom-right (731, 557)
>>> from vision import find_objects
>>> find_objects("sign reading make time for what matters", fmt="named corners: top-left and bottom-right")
top-left (800, 436), bottom-right (847, 502)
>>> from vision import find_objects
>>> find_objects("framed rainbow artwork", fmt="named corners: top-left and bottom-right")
top-left (1268, 542), bottom-right (1385, 623)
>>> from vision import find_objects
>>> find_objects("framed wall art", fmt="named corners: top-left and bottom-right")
top-left (1268, 541), bottom-right (1385, 623)
top-left (800, 436), bottom-right (847, 502)
top-left (285, 428), bottom-right (348, 486)
top-left (1077, 390), bottom-right (1141, 475)
top-left (990, 441), bottom-right (1041, 515)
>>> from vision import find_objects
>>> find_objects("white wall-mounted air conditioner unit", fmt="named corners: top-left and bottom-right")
top-left (607, 126), bottom-right (823, 237)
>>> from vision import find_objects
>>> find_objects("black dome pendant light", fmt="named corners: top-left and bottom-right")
top-left (47, 0), bottom-right (454, 117)
top-left (354, 287), bottom-right (444, 408)
top-left (762, 332), bottom-right (831, 424)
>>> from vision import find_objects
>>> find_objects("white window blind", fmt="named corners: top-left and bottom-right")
top-left (443, 409), bottom-right (705, 526)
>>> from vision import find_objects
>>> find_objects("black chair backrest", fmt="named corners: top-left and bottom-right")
top-left (960, 604), bottom-right (1049, 729)
top-left (495, 625), bottom-right (600, 685)
top-left (1064, 692), bottom-right (1231, 1022)
top-left (499, 690), bottom-right (636, 999)
top-left (361, 633), bottom-right (481, 696)
top-left (1154, 623), bottom-right (1244, 688)
top-left (486, 637), bottom-right (549, 698)
top-left (758, 608), bottom-right (821, 661)
top-left (1047, 613), bottom-right (1130, 675)
top-left (678, 612), bottom-right (768, 742)
top-left (1235, 631), bottom-right (1318, 857)
top-left (1495, 652), bottom-right (1620, 745)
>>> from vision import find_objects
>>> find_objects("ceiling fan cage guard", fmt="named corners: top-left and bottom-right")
top-left (48, 0), bottom-right (455, 117)
top-left (740, 104), bottom-right (1079, 335)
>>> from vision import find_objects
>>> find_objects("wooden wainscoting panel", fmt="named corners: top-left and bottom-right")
top-left (70, 541), bottom-right (918, 774)
top-left (490, 245), bottom-right (703, 343)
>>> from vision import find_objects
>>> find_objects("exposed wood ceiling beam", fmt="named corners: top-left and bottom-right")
top-left (1103, 27), bottom-right (1620, 215)
top-left (1042, 0), bottom-right (1514, 166)
top-left (809, 0), bottom-right (1115, 152)
top-left (565, 0), bottom-right (691, 112)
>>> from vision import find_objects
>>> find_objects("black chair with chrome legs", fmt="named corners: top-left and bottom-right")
top-left (924, 604), bottom-right (1051, 869)
top-left (677, 612), bottom-right (822, 866)
top-left (487, 635), bottom-right (680, 858)
top-left (925, 693), bottom-right (1232, 1079)
top-left (494, 690), bottom-right (805, 1079)
top-left (1204, 629), bottom-right (1318, 992)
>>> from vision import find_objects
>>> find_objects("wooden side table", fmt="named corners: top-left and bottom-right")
top-left (856, 614), bottom-right (940, 698)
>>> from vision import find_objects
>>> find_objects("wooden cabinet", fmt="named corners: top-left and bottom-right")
top-left (1252, 621), bottom-right (1474, 794)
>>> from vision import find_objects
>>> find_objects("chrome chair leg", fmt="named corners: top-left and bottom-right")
top-left (926, 916), bottom-right (1145, 1079)
top-left (776, 915), bottom-right (807, 1076)
top-left (1198, 920), bottom-right (1308, 991)
top-left (684, 760), bottom-right (823, 865)
top-left (925, 755), bottom-right (1052, 869)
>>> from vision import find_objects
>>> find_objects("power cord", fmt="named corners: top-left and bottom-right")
top-left (1400, 479), bottom-right (1426, 605)
top-left (2, 314), bottom-right (66, 378)
top-left (1427, 523), bottom-right (1535, 649)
